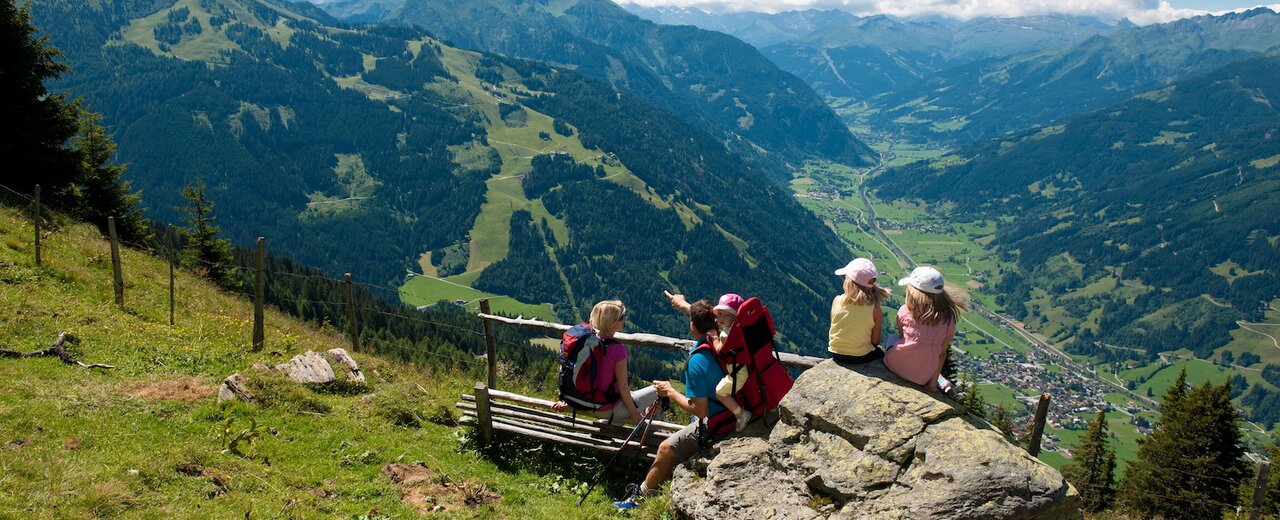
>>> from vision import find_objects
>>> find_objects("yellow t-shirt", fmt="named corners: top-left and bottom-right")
top-left (829, 295), bottom-right (876, 357)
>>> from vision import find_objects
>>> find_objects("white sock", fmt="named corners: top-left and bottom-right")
top-left (639, 483), bottom-right (651, 495)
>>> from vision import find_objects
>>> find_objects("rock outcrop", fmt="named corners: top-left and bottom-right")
top-left (671, 360), bottom-right (1080, 519)
top-left (276, 351), bottom-right (337, 384)
top-left (218, 349), bottom-right (363, 402)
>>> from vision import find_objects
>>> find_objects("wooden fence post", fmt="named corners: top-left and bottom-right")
top-left (167, 225), bottom-right (176, 327)
top-left (1028, 393), bottom-right (1052, 456)
top-left (344, 273), bottom-right (360, 352)
top-left (475, 382), bottom-right (493, 449)
top-left (252, 237), bottom-right (265, 350)
top-left (480, 298), bottom-right (497, 389)
top-left (1251, 460), bottom-right (1270, 520)
top-left (33, 185), bottom-right (41, 267)
top-left (108, 216), bottom-right (124, 308)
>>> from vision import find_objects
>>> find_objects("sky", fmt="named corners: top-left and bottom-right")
top-left (619, 0), bottom-right (1280, 24)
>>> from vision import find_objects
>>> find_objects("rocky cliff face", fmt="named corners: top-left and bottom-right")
top-left (671, 360), bottom-right (1080, 519)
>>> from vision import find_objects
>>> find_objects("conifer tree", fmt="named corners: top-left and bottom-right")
top-left (1120, 372), bottom-right (1245, 519)
top-left (1, 0), bottom-right (79, 195)
top-left (1063, 410), bottom-right (1116, 512)
top-left (68, 109), bottom-right (148, 241)
top-left (960, 375), bottom-right (986, 419)
top-left (990, 405), bottom-right (1015, 440)
top-left (179, 182), bottom-right (234, 287)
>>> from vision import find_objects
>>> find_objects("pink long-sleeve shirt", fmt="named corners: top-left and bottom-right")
top-left (884, 305), bottom-right (956, 386)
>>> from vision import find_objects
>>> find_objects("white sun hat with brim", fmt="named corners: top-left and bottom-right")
top-left (898, 266), bottom-right (945, 294)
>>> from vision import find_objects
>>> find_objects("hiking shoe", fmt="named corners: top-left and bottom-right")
top-left (937, 375), bottom-right (956, 396)
top-left (734, 407), bottom-right (753, 432)
top-left (613, 483), bottom-right (644, 511)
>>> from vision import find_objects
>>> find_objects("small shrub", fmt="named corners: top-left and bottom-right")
top-left (425, 404), bottom-right (457, 427)
top-left (315, 379), bottom-right (371, 396)
top-left (374, 389), bottom-right (424, 428)
top-left (243, 371), bottom-right (331, 414)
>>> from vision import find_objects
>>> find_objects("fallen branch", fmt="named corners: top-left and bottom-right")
top-left (0, 331), bottom-right (115, 369)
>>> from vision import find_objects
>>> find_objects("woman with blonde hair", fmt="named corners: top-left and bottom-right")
top-left (883, 267), bottom-right (967, 392)
top-left (829, 258), bottom-right (892, 364)
top-left (551, 300), bottom-right (658, 424)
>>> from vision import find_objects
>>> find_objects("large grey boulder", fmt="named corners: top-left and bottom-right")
top-left (671, 360), bottom-right (1080, 519)
top-left (276, 351), bottom-right (336, 384)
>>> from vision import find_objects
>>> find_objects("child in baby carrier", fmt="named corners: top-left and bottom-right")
top-left (711, 293), bottom-right (752, 432)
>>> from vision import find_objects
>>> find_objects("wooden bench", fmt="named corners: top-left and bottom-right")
top-left (458, 383), bottom-right (685, 459)
top-left (458, 304), bottom-right (824, 458)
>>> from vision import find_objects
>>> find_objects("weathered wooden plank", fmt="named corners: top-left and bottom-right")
top-left (458, 402), bottom-right (671, 444)
top-left (475, 313), bottom-right (822, 370)
top-left (461, 412), bottom-right (659, 457)
top-left (467, 391), bottom-right (684, 431)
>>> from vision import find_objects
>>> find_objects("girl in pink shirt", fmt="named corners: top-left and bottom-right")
top-left (884, 266), bottom-right (966, 392)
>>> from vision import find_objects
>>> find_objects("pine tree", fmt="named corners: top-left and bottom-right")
top-left (179, 182), bottom-right (234, 287)
top-left (67, 109), bottom-right (148, 241)
top-left (1063, 410), bottom-right (1116, 512)
top-left (1, 0), bottom-right (80, 196)
top-left (960, 375), bottom-right (986, 419)
top-left (1163, 368), bottom-right (1188, 411)
top-left (1120, 374), bottom-right (1246, 519)
top-left (990, 405), bottom-right (1015, 439)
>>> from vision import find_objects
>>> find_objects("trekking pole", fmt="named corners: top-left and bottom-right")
top-left (576, 400), bottom-right (661, 507)
top-left (635, 398), bottom-right (669, 449)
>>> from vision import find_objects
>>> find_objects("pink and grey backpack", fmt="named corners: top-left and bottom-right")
top-left (557, 323), bottom-right (621, 411)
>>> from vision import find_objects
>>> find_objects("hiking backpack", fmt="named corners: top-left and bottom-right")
top-left (557, 323), bottom-right (621, 411)
top-left (702, 297), bottom-right (793, 436)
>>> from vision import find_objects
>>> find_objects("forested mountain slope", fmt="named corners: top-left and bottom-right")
top-left (763, 14), bottom-right (1116, 102)
top-left (865, 8), bottom-right (1280, 144)
top-left (377, 0), bottom-right (876, 168)
top-left (871, 56), bottom-right (1280, 369)
top-left (32, 0), bottom-right (847, 354)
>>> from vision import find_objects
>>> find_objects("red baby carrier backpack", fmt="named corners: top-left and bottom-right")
top-left (701, 297), bottom-right (793, 436)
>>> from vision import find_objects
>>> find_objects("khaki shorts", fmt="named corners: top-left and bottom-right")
top-left (590, 386), bottom-right (662, 424)
top-left (664, 409), bottom-right (779, 465)
top-left (665, 418), bottom-right (710, 464)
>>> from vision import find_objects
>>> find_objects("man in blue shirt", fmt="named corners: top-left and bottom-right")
top-left (614, 299), bottom-right (726, 510)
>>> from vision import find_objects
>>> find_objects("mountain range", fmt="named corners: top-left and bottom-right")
top-left (863, 8), bottom-right (1280, 144)
top-left (621, 7), bottom-right (1124, 103)
top-left (619, 5), bottom-right (858, 48)
top-left (31, 0), bottom-right (851, 355)
top-left (315, 0), bottom-right (876, 170)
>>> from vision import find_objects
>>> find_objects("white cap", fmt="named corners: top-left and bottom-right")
top-left (898, 266), bottom-right (945, 294)
top-left (834, 258), bottom-right (878, 288)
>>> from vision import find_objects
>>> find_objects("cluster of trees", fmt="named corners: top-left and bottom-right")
top-left (2, 0), bottom-right (146, 240)
top-left (154, 6), bottom-right (201, 46)
top-left (1063, 370), bottom-right (1253, 519)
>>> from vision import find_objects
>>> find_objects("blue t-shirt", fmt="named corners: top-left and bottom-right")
top-left (686, 343), bottom-right (727, 418)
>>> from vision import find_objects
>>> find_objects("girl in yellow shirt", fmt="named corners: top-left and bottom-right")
top-left (830, 258), bottom-right (891, 364)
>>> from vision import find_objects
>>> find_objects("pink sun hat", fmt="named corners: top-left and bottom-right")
top-left (835, 258), bottom-right (879, 288)
top-left (713, 293), bottom-right (744, 315)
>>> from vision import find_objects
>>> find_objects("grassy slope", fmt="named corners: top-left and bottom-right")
top-left (0, 206), bottom-right (662, 519)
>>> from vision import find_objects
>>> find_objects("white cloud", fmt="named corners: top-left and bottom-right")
top-left (620, 0), bottom-right (1280, 24)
